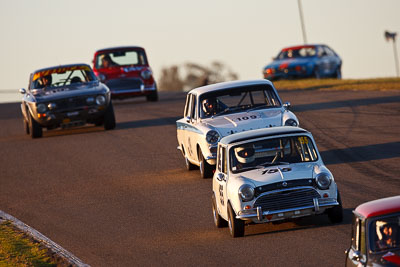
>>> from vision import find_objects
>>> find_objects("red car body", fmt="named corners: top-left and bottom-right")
top-left (346, 196), bottom-right (400, 266)
top-left (92, 46), bottom-right (158, 101)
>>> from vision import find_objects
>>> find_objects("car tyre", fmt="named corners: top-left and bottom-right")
top-left (212, 194), bottom-right (227, 228)
top-left (328, 190), bottom-right (344, 223)
top-left (23, 118), bottom-right (30, 135)
top-left (146, 91), bottom-right (158, 102)
top-left (28, 113), bottom-right (42, 138)
top-left (185, 155), bottom-right (196, 171)
top-left (313, 67), bottom-right (321, 79)
top-left (334, 67), bottom-right (342, 79)
top-left (104, 102), bottom-right (116, 130)
top-left (228, 203), bottom-right (244, 238)
top-left (199, 149), bottom-right (213, 179)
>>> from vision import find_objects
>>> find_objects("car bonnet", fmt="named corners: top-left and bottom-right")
top-left (202, 109), bottom-right (283, 137)
top-left (234, 162), bottom-right (316, 187)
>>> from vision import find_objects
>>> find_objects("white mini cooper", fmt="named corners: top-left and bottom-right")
top-left (176, 80), bottom-right (299, 178)
top-left (211, 126), bottom-right (343, 237)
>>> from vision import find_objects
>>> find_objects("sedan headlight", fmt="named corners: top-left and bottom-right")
top-left (285, 119), bottom-right (298, 127)
top-left (239, 185), bottom-right (255, 202)
top-left (206, 130), bottom-right (220, 144)
top-left (141, 69), bottom-right (152, 80)
top-left (37, 103), bottom-right (47, 113)
top-left (96, 95), bottom-right (106, 105)
top-left (315, 173), bottom-right (332, 190)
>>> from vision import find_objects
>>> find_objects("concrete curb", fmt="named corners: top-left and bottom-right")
top-left (0, 210), bottom-right (89, 267)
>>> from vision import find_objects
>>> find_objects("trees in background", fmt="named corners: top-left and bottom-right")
top-left (158, 61), bottom-right (238, 91)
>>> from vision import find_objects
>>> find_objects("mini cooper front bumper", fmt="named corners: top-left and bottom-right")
top-left (236, 187), bottom-right (339, 223)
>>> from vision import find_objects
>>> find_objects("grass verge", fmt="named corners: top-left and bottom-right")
top-left (273, 77), bottom-right (400, 91)
top-left (0, 220), bottom-right (58, 267)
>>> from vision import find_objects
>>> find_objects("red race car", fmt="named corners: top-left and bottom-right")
top-left (92, 46), bottom-right (158, 101)
top-left (346, 195), bottom-right (400, 266)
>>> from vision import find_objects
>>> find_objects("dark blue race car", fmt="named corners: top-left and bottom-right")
top-left (263, 44), bottom-right (342, 80)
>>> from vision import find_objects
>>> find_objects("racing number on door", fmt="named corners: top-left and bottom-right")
top-left (219, 184), bottom-right (224, 205)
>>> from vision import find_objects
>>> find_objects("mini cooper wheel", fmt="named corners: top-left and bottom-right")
top-left (328, 190), bottom-right (344, 223)
top-left (228, 203), bottom-right (244, 237)
top-left (146, 91), bottom-right (158, 102)
top-left (104, 102), bottom-right (116, 130)
top-left (199, 149), bottom-right (213, 179)
top-left (212, 194), bottom-right (227, 228)
top-left (28, 113), bottom-right (42, 138)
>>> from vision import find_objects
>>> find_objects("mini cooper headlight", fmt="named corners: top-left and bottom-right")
top-left (97, 73), bottom-right (106, 82)
top-left (141, 69), bottom-right (152, 80)
top-left (285, 119), bottom-right (298, 127)
top-left (315, 173), bottom-right (332, 190)
top-left (239, 184), bottom-right (255, 202)
top-left (96, 95), bottom-right (106, 105)
top-left (206, 130), bottom-right (220, 144)
top-left (37, 103), bottom-right (47, 113)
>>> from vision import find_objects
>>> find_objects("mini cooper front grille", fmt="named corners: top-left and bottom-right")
top-left (106, 78), bottom-right (143, 91)
top-left (254, 179), bottom-right (316, 196)
top-left (254, 188), bottom-right (320, 212)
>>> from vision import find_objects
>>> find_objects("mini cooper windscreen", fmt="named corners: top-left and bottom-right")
top-left (230, 135), bottom-right (318, 173)
top-left (31, 66), bottom-right (97, 89)
top-left (95, 50), bottom-right (148, 69)
top-left (200, 85), bottom-right (281, 118)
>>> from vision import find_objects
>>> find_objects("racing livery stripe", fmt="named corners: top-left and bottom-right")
top-left (176, 122), bottom-right (203, 134)
top-left (33, 65), bottom-right (91, 81)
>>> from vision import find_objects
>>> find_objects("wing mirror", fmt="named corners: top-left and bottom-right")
top-left (283, 102), bottom-right (291, 110)
top-left (217, 173), bottom-right (226, 181)
top-left (19, 88), bottom-right (26, 94)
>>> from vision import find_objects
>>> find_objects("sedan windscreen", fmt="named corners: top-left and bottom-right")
top-left (31, 65), bottom-right (97, 89)
top-left (199, 85), bottom-right (281, 118)
top-left (230, 135), bottom-right (318, 173)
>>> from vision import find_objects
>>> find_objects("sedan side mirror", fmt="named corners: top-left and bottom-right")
top-left (19, 88), bottom-right (26, 94)
top-left (283, 102), bottom-right (291, 110)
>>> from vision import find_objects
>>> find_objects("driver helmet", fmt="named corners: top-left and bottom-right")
top-left (40, 75), bottom-right (52, 87)
top-left (202, 98), bottom-right (216, 116)
top-left (234, 145), bottom-right (255, 164)
top-left (376, 221), bottom-right (391, 241)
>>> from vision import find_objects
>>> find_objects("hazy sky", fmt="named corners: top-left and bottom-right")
top-left (0, 0), bottom-right (399, 92)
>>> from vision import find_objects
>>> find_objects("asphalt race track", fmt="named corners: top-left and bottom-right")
top-left (1, 89), bottom-right (399, 266)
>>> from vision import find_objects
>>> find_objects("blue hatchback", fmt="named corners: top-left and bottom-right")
top-left (263, 44), bottom-right (342, 80)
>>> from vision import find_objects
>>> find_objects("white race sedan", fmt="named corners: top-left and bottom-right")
top-left (176, 79), bottom-right (299, 178)
top-left (211, 126), bottom-right (343, 237)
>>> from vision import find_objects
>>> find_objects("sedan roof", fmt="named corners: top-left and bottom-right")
top-left (189, 79), bottom-right (275, 96)
top-left (355, 195), bottom-right (400, 219)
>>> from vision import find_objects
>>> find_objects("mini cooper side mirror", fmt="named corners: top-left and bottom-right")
top-left (19, 88), bottom-right (26, 94)
top-left (217, 173), bottom-right (225, 181)
top-left (283, 102), bottom-right (291, 110)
